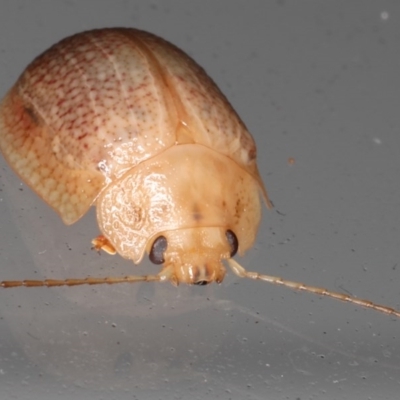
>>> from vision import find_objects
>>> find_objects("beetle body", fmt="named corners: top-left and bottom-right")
top-left (2, 28), bottom-right (400, 319)
top-left (0, 28), bottom-right (271, 285)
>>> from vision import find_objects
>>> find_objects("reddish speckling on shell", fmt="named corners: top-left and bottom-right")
top-left (1, 28), bottom-right (270, 225)
top-left (1, 28), bottom-right (400, 319)
top-left (0, 28), bottom-right (272, 285)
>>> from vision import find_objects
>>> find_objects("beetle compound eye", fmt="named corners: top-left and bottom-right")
top-left (149, 236), bottom-right (168, 265)
top-left (225, 230), bottom-right (238, 257)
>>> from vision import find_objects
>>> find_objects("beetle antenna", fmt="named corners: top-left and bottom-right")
top-left (227, 258), bottom-right (400, 318)
top-left (0, 274), bottom-right (161, 288)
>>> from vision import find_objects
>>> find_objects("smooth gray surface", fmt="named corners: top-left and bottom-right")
top-left (0, 1), bottom-right (399, 399)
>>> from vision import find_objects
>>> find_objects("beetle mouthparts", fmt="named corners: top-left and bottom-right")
top-left (176, 260), bottom-right (226, 285)
top-left (158, 258), bottom-right (226, 286)
top-left (193, 280), bottom-right (209, 286)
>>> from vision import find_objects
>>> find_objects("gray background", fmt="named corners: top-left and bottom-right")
top-left (0, 1), bottom-right (399, 399)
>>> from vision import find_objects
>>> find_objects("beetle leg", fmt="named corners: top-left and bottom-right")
top-left (227, 258), bottom-right (400, 318)
top-left (91, 235), bottom-right (116, 255)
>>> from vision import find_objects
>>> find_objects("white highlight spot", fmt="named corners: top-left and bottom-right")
top-left (381, 11), bottom-right (389, 21)
top-left (372, 137), bottom-right (382, 145)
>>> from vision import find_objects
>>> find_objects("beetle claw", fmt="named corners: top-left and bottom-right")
top-left (91, 235), bottom-right (116, 255)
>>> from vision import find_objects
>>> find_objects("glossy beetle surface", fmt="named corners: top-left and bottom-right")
top-left (1, 28), bottom-right (400, 319)
top-left (0, 28), bottom-right (272, 285)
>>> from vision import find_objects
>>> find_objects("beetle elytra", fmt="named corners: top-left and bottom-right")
top-left (0, 28), bottom-right (399, 318)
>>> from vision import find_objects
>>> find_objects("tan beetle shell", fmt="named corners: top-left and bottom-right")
top-left (0, 28), bottom-right (272, 285)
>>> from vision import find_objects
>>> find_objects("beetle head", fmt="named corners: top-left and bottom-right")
top-left (147, 227), bottom-right (238, 285)
top-left (96, 144), bottom-right (263, 281)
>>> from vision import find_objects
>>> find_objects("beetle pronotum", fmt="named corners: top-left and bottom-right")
top-left (0, 28), bottom-right (399, 318)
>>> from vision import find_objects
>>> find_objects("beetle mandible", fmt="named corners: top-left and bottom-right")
top-left (0, 28), bottom-right (399, 318)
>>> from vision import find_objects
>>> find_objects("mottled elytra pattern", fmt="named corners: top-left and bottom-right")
top-left (0, 87), bottom-right (105, 222)
top-left (0, 28), bottom-right (270, 225)
top-left (0, 28), bottom-right (399, 319)
top-left (0, 27), bottom-right (270, 284)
